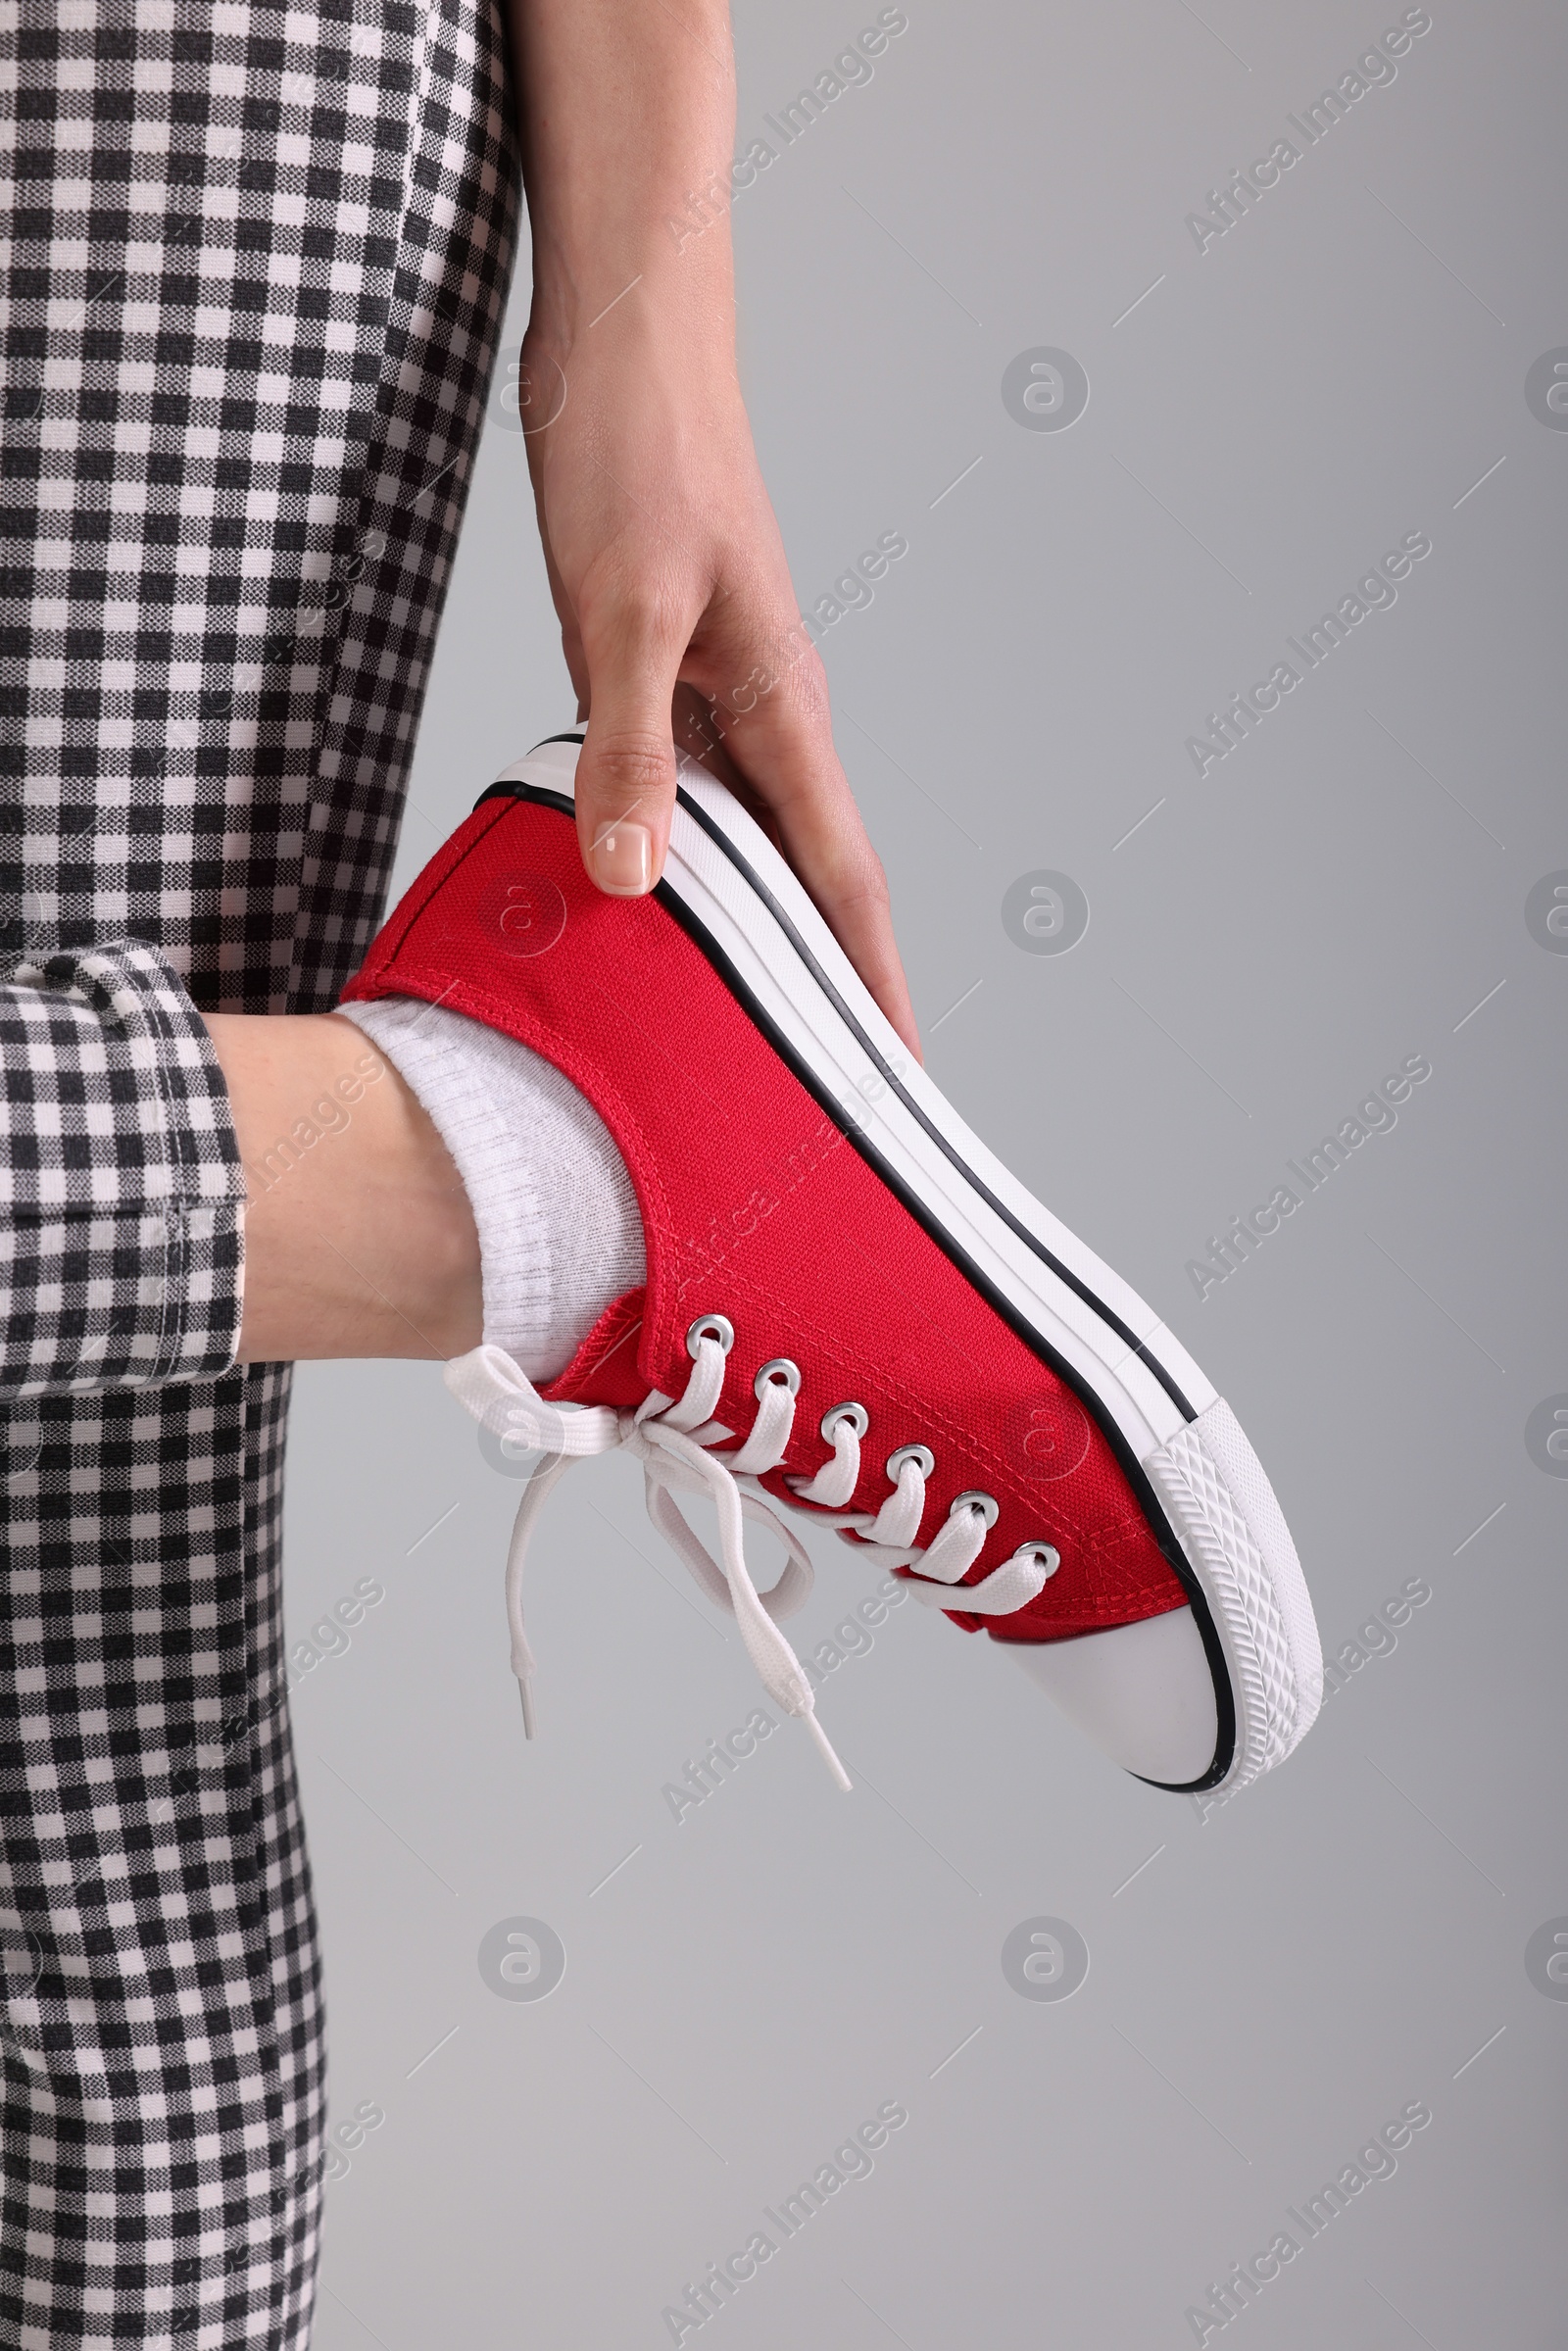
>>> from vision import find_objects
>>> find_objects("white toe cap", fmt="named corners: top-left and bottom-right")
top-left (1007, 1605), bottom-right (1220, 1786)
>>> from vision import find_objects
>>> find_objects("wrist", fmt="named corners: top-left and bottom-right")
top-left (524, 220), bottom-right (736, 370)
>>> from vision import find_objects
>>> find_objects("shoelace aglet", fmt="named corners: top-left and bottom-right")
top-left (516, 1673), bottom-right (537, 1740)
top-left (803, 1709), bottom-right (853, 1792)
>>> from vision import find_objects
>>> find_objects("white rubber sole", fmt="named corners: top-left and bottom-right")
top-left (491, 737), bottom-right (1323, 1793)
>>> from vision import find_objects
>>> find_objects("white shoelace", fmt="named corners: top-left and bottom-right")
top-left (446, 1329), bottom-right (1059, 1788)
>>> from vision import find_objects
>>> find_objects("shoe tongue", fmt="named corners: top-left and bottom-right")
top-left (539, 1287), bottom-right (651, 1407)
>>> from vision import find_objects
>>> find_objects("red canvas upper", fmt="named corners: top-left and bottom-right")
top-left (341, 790), bottom-right (1188, 1642)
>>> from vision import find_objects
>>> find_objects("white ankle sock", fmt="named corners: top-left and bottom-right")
top-left (339, 997), bottom-right (646, 1381)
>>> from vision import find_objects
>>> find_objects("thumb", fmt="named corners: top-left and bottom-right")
top-left (572, 627), bottom-right (683, 898)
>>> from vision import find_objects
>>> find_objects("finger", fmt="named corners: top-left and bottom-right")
top-left (538, 535), bottom-right (590, 716)
top-left (522, 452), bottom-right (589, 715)
top-left (671, 683), bottom-right (785, 854)
top-left (700, 657), bottom-right (922, 1061)
top-left (573, 596), bottom-right (686, 896)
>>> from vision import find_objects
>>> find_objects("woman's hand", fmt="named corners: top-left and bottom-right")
top-left (509, 0), bottom-right (920, 1057)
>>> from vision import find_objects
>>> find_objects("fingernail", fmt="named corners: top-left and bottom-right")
top-left (589, 821), bottom-right (654, 895)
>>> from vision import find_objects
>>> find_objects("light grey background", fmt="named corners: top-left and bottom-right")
top-left (292, 4), bottom-right (1567, 2343)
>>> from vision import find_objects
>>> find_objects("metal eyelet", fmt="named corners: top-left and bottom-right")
top-left (951, 1490), bottom-right (1000, 1529)
top-left (820, 1400), bottom-right (869, 1443)
top-left (754, 1357), bottom-right (802, 1400)
top-left (1013, 1541), bottom-right (1060, 1579)
top-left (686, 1313), bottom-right (735, 1359)
top-left (885, 1444), bottom-right (936, 1482)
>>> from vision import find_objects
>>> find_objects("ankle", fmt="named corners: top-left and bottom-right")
top-left (339, 997), bottom-right (645, 1381)
top-left (207, 1012), bottom-right (483, 1362)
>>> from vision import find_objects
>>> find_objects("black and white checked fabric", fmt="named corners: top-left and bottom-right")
top-left (0, 3), bottom-right (518, 2341)
top-left (0, 944), bottom-right (245, 1390)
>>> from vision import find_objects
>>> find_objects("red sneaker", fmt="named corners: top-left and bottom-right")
top-left (342, 734), bottom-right (1322, 1796)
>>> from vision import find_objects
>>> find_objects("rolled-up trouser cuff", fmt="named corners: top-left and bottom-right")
top-left (0, 944), bottom-right (246, 1393)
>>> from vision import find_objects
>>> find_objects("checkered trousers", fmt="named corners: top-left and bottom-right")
top-left (0, 4), bottom-right (518, 2342)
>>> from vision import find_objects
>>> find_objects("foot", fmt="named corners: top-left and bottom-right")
top-left (341, 734), bottom-right (1322, 1796)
